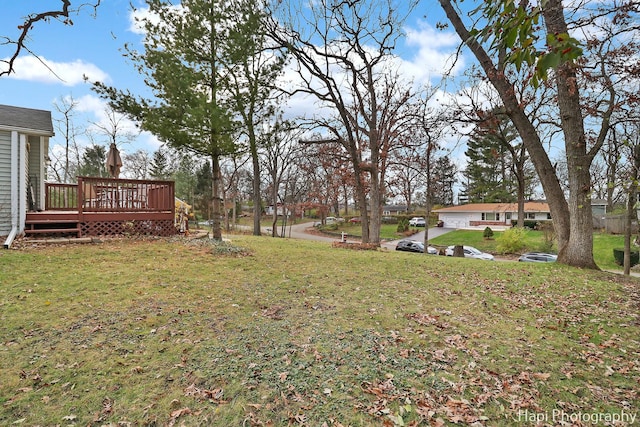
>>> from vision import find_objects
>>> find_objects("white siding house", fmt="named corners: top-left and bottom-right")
top-left (434, 202), bottom-right (551, 229)
top-left (0, 105), bottom-right (54, 248)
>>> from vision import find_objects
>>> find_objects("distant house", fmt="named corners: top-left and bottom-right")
top-left (591, 199), bottom-right (607, 217)
top-left (382, 205), bottom-right (408, 215)
top-left (433, 202), bottom-right (551, 229)
top-left (265, 203), bottom-right (291, 216)
top-left (0, 104), bottom-right (54, 246)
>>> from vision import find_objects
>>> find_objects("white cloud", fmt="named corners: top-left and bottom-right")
top-left (401, 20), bottom-right (465, 83)
top-left (128, 6), bottom-right (151, 35)
top-left (3, 55), bottom-right (109, 86)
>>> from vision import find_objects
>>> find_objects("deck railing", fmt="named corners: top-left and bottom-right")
top-left (45, 177), bottom-right (175, 213)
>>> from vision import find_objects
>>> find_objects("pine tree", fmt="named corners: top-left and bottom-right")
top-left (463, 113), bottom-right (518, 203)
top-left (76, 144), bottom-right (108, 178)
top-left (149, 148), bottom-right (172, 180)
top-left (431, 156), bottom-right (457, 205)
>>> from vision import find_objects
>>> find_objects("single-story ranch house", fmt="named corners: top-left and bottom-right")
top-left (434, 202), bottom-right (551, 229)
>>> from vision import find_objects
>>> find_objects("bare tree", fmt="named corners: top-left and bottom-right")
top-left (1, 1), bottom-right (101, 77)
top-left (122, 149), bottom-right (151, 180)
top-left (50, 95), bottom-right (83, 182)
top-left (261, 122), bottom-right (304, 237)
top-left (268, 0), bottom-right (418, 245)
top-left (89, 107), bottom-right (138, 149)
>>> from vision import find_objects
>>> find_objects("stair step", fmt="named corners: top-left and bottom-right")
top-left (26, 219), bottom-right (79, 224)
top-left (25, 228), bottom-right (81, 234)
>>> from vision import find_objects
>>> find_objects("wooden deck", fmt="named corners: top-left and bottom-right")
top-left (25, 177), bottom-right (177, 238)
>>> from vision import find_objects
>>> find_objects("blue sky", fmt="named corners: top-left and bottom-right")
top-left (0, 1), bottom-right (160, 155)
top-left (0, 1), bottom-right (467, 168)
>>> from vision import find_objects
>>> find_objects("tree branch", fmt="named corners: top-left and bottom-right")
top-left (1, 1), bottom-right (101, 77)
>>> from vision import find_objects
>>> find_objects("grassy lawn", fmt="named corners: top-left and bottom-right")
top-left (429, 230), bottom-right (630, 271)
top-left (0, 235), bottom-right (638, 426)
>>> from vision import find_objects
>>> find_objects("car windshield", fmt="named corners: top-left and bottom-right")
top-left (466, 247), bottom-right (482, 255)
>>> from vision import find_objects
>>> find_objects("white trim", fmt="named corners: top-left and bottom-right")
top-left (19, 134), bottom-right (27, 233)
top-left (38, 136), bottom-right (46, 209)
top-left (4, 131), bottom-right (19, 248)
top-left (0, 125), bottom-right (52, 136)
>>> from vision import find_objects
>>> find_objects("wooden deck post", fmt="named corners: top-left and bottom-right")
top-left (77, 176), bottom-right (84, 223)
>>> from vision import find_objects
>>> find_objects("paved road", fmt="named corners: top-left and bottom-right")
top-left (255, 223), bottom-right (639, 276)
top-left (274, 222), bottom-right (453, 250)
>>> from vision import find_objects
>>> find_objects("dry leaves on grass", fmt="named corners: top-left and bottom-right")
top-left (261, 305), bottom-right (286, 320)
top-left (184, 383), bottom-right (227, 403)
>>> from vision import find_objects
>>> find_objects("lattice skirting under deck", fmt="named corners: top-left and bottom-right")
top-left (81, 219), bottom-right (177, 237)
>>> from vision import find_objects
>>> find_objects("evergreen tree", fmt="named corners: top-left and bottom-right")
top-left (173, 153), bottom-right (198, 204)
top-left (194, 161), bottom-right (213, 221)
top-left (92, 0), bottom-right (254, 240)
top-left (149, 147), bottom-right (173, 180)
top-left (463, 113), bottom-right (518, 203)
top-left (431, 155), bottom-right (457, 205)
top-left (76, 144), bottom-right (108, 178)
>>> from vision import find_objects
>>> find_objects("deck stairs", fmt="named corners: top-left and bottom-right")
top-left (25, 212), bottom-right (82, 238)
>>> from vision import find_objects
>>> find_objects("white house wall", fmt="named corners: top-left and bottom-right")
top-left (18, 134), bottom-right (27, 234)
top-left (439, 213), bottom-right (472, 228)
top-left (0, 131), bottom-right (11, 235)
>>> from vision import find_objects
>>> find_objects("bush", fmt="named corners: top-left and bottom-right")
top-left (397, 218), bottom-right (409, 233)
top-left (320, 223), bottom-right (339, 232)
top-left (512, 219), bottom-right (548, 229)
top-left (483, 227), bottom-right (494, 239)
top-left (537, 222), bottom-right (556, 253)
top-left (496, 227), bottom-right (527, 254)
top-left (612, 248), bottom-right (639, 266)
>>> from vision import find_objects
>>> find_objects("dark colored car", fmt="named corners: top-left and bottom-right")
top-left (395, 239), bottom-right (437, 254)
top-left (518, 252), bottom-right (558, 262)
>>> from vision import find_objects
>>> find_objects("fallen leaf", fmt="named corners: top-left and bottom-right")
top-left (533, 372), bottom-right (550, 381)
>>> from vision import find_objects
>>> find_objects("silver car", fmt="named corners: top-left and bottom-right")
top-left (445, 245), bottom-right (494, 260)
top-left (518, 252), bottom-right (557, 262)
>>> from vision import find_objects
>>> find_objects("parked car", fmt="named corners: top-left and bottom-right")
top-left (409, 217), bottom-right (426, 227)
top-left (444, 245), bottom-right (494, 260)
top-left (518, 252), bottom-right (557, 262)
top-left (325, 216), bottom-right (344, 224)
top-left (395, 239), bottom-right (438, 254)
top-left (349, 217), bottom-right (362, 223)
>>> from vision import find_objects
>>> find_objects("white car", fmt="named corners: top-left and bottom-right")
top-left (445, 245), bottom-right (494, 260)
top-left (325, 216), bottom-right (345, 224)
top-left (409, 217), bottom-right (426, 227)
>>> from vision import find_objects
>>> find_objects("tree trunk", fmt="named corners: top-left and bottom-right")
top-left (624, 191), bottom-right (634, 275)
top-left (211, 154), bottom-right (223, 240)
top-left (357, 176), bottom-right (370, 243)
top-left (251, 146), bottom-right (262, 236)
top-left (542, 0), bottom-right (597, 269)
top-left (438, 0), bottom-right (599, 269)
top-left (270, 172), bottom-right (279, 237)
top-left (625, 145), bottom-right (640, 275)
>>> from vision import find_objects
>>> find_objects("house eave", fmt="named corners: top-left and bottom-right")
top-left (0, 125), bottom-right (54, 137)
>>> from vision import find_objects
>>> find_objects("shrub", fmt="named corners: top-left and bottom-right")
top-left (397, 218), bottom-right (409, 233)
top-left (483, 227), bottom-right (494, 239)
top-left (320, 223), bottom-right (339, 232)
top-left (496, 227), bottom-right (527, 254)
top-left (537, 222), bottom-right (556, 252)
top-left (612, 248), bottom-right (639, 266)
